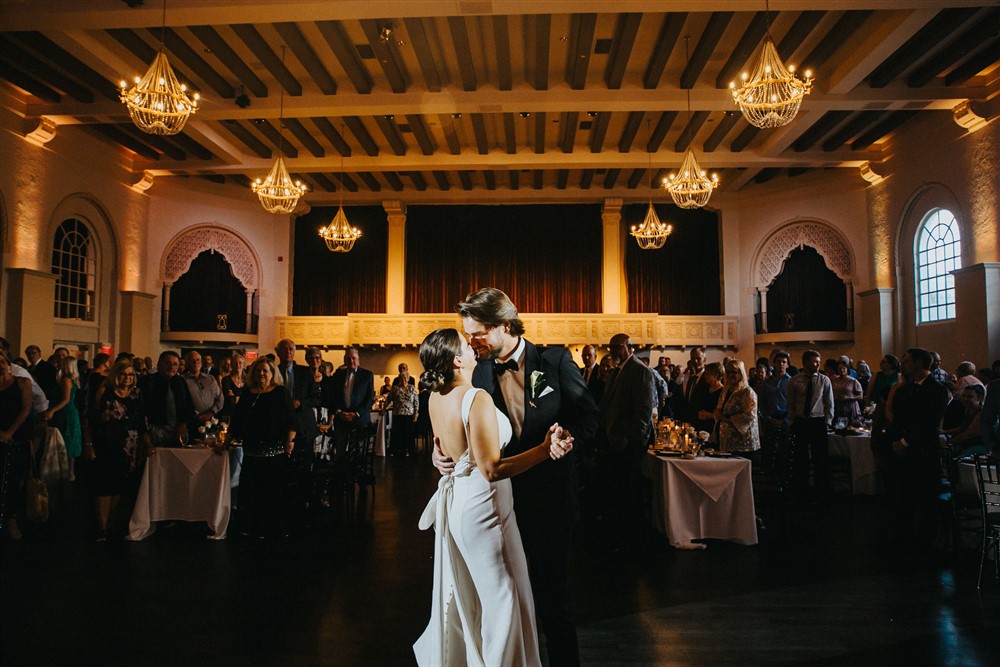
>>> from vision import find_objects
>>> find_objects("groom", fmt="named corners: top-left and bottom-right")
top-left (434, 288), bottom-right (599, 666)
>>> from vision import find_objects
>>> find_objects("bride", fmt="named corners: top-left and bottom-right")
top-left (413, 328), bottom-right (573, 667)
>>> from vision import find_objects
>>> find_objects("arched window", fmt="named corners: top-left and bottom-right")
top-left (915, 208), bottom-right (961, 323)
top-left (51, 218), bottom-right (97, 321)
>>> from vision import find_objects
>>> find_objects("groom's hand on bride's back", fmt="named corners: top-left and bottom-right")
top-left (432, 437), bottom-right (455, 475)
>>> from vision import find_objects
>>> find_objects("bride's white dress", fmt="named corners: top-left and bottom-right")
top-left (414, 388), bottom-right (540, 667)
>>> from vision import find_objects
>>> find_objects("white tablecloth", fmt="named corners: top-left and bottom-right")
top-left (641, 452), bottom-right (758, 549)
top-left (827, 433), bottom-right (881, 495)
top-left (374, 409), bottom-right (392, 457)
top-left (128, 447), bottom-right (231, 541)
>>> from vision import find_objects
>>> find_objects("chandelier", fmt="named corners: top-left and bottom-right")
top-left (632, 119), bottom-right (672, 250)
top-left (319, 126), bottom-right (362, 253)
top-left (730, 2), bottom-right (813, 128)
top-left (119, 0), bottom-right (199, 135)
top-left (252, 47), bottom-right (307, 214)
top-left (664, 37), bottom-right (718, 209)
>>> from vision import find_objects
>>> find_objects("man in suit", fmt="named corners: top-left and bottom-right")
top-left (24, 344), bottom-right (60, 404)
top-left (599, 334), bottom-right (655, 546)
top-left (328, 346), bottom-right (375, 455)
top-left (580, 344), bottom-right (602, 401)
top-left (275, 339), bottom-right (322, 461)
top-left (140, 351), bottom-right (194, 447)
top-left (678, 347), bottom-right (708, 423)
top-left (434, 287), bottom-right (599, 667)
top-left (202, 354), bottom-right (221, 380)
top-left (886, 347), bottom-right (949, 544)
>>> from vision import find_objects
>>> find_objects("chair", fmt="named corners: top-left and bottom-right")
top-left (973, 454), bottom-right (1000, 588)
top-left (354, 424), bottom-right (378, 496)
top-left (937, 446), bottom-right (982, 550)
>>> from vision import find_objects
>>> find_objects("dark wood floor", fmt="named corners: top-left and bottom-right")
top-left (2, 455), bottom-right (998, 666)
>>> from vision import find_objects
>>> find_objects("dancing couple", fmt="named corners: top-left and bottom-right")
top-left (414, 288), bottom-right (600, 666)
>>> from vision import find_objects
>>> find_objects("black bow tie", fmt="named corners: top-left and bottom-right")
top-left (494, 359), bottom-right (519, 376)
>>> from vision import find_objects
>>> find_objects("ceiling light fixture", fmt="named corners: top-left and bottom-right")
top-left (319, 122), bottom-right (362, 253)
top-left (119, 0), bottom-right (199, 135)
top-left (664, 37), bottom-right (719, 209)
top-left (730, 0), bottom-right (813, 128)
top-left (252, 46), bottom-right (307, 214)
top-left (631, 120), bottom-right (673, 250)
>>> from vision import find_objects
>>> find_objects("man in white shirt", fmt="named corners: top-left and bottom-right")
top-left (182, 350), bottom-right (223, 427)
top-left (786, 349), bottom-right (834, 497)
top-left (0, 337), bottom-right (47, 414)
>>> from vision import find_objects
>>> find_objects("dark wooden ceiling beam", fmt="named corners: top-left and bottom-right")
top-left (441, 114), bottom-right (462, 155)
top-left (580, 169), bottom-right (595, 189)
top-left (373, 115), bottom-right (407, 156)
top-left (252, 119), bottom-right (298, 158)
top-left (106, 28), bottom-right (157, 66)
top-left (344, 116), bottom-right (379, 156)
top-left (189, 25), bottom-right (267, 98)
top-left (560, 112), bottom-right (580, 153)
top-left (533, 113), bottom-right (546, 154)
top-left (170, 132), bottom-right (215, 160)
top-left (359, 19), bottom-right (410, 93)
top-left (648, 111), bottom-right (678, 152)
top-left (589, 112), bottom-right (612, 153)
top-left (231, 24), bottom-right (301, 96)
top-left (493, 16), bottom-right (513, 91)
top-left (556, 169), bottom-right (569, 190)
top-left (471, 113), bottom-right (489, 154)
top-left (383, 172), bottom-right (404, 192)
top-left (6, 32), bottom-right (118, 100)
top-left (274, 22), bottom-right (337, 95)
top-left (283, 118), bottom-right (325, 157)
top-left (0, 37), bottom-right (93, 102)
top-left (907, 9), bottom-right (1000, 88)
top-left (508, 171), bottom-right (519, 190)
top-left (792, 110), bottom-right (853, 152)
top-left (447, 16), bottom-right (477, 92)
top-left (533, 170), bottom-right (544, 190)
top-left (503, 113), bottom-right (517, 154)
top-left (754, 168), bottom-right (781, 184)
top-left (776, 11), bottom-right (825, 62)
top-left (89, 124), bottom-right (160, 160)
top-left (627, 168), bottom-right (646, 189)
top-left (526, 14), bottom-right (551, 91)
top-left (566, 13), bottom-right (597, 90)
top-left (219, 119), bottom-right (271, 158)
top-left (161, 27), bottom-right (233, 98)
top-left (851, 110), bottom-right (919, 150)
top-left (458, 171), bottom-right (474, 191)
top-left (618, 111), bottom-right (644, 152)
top-left (868, 8), bottom-right (979, 88)
top-left (605, 13), bottom-right (642, 90)
top-left (402, 18), bottom-right (442, 93)
top-left (602, 168), bottom-right (621, 189)
top-left (356, 172), bottom-right (381, 192)
top-left (702, 111), bottom-right (742, 152)
top-left (821, 110), bottom-right (883, 151)
top-left (643, 13), bottom-right (686, 90)
top-left (315, 20), bottom-right (373, 94)
top-left (674, 110), bottom-right (710, 152)
top-left (801, 11), bottom-right (874, 74)
top-left (2, 66), bottom-right (60, 102)
top-left (432, 171), bottom-right (450, 191)
top-left (309, 173), bottom-right (337, 192)
top-left (312, 117), bottom-right (351, 156)
top-left (484, 170), bottom-right (497, 190)
top-left (681, 12), bottom-right (734, 89)
top-left (715, 13), bottom-right (768, 88)
top-left (339, 173), bottom-right (359, 192)
top-left (117, 123), bottom-right (186, 160)
top-left (945, 36), bottom-right (1000, 86)
top-left (403, 171), bottom-right (427, 191)
top-left (404, 114), bottom-right (436, 156)
top-left (730, 124), bottom-right (760, 152)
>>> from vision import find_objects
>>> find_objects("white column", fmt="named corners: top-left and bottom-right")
top-left (601, 198), bottom-right (626, 314)
top-left (759, 287), bottom-right (768, 333)
top-left (384, 200), bottom-right (407, 315)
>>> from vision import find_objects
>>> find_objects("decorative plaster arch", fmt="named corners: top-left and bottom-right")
top-left (752, 220), bottom-right (855, 290)
top-left (161, 224), bottom-right (261, 290)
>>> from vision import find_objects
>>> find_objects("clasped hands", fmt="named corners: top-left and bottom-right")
top-left (431, 422), bottom-right (574, 475)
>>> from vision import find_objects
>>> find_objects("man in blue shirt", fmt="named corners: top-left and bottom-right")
top-left (758, 351), bottom-right (791, 473)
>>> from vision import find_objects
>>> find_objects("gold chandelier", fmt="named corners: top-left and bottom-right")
top-left (119, 0), bottom-right (199, 135)
top-left (319, 127), bottom-right (362, 253)
top-left (631, 119), bottom-right (672, 250)
top-left (730, 2), bottom-right (813, 129)
top-left (664, 37), bottom-right (718, 209)
top-left (252, 47), bottom-right (307, 214)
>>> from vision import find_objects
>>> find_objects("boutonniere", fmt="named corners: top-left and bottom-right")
top-left (529, 370), bottom-right (545, 401)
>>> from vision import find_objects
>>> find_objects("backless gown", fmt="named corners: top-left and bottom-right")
top-left (414, 388), bottom-right (540, 666)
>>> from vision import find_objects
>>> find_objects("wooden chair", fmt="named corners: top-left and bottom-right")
top-left (973, 454), bottom-right (1000, 588)
top-left (354, 424), bottom-right (379, 496)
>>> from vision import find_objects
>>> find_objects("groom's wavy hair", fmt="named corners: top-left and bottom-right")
top-left (456, 288), bottom-right (525, 336)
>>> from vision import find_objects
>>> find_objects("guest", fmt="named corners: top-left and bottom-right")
top-left (580, 345), bottom-right (602, 401)
top-left (838, 355), bottom-right (858, 378)
top-left (758, 351), bottom-right (791, 469)
top-left (328, 347), bottom-right (375, 456)
top-left (320, 361), bottom-right (334, 379)
top-left (857, 360), bottom-right (873, 393)
top-left (714, 359), bottom-right (760, 456)
top-left (379, 376), bottom-right (393, 397)
top-left (84, 353), bottom-right (110, 416)
top-left (220, 353), bottom-right (246, 419)
top-left (203, 354), bottom-right (220, 380)
top-left (24, 344), bottom-right (60, 403)
top-left (866, 354), bottom-right (900, 404)
top-left (940, 381), bottom-right (965, 431)
top-left (217, 355), bottom-right (233, 386)
top-left (953, 361), bottom-right (983, 393)
top-left (824, 358), bottom-right (839, 380)
top-left (85, 360), bottom-right (150, 541)
top-left (41, 357), bottom-right (84, 480)
top-left (132, 357), bottom-right (148, 377)
top-left (751, 358), bottom-right (770, 396)
top-left (982, 379), bottom-right (1000, 456)
top-left (787, 350), bottom-right (834, 497)
top-left (183, 350), bottom-right (223, 429)
top-left (832, 360), bottom-right (864, 426)
top-left (929, 351), bottom-right (949, 384)
top-left (0, 352), bottom-right (34, 541)
top-left (679, 347), bottom-right (708, 423)
top-left (275, 339), bottom-right (321, 465)
top-left (140, 351), bottom-right (193, 447)
top-left (942, 385), bottom-right (988, 458)
top-left (228, 357), bottom-right (296, 538)
top-left (692, 361), bottom-right (724, 435)
top-left (976, 368), bottom-right (994, 386)
top-left (303, 347), bottom-right (332, 455)
top-left (388, 363), bottom-right (420, 457)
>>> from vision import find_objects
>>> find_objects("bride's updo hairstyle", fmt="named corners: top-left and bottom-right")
top-left (419, 328), bottom-right (463, 393)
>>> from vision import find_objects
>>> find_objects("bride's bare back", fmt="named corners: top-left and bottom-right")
top-left (428, 387), bottom-right (499, 465)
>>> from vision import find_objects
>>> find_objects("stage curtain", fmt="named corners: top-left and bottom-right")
top-left (624, 204), bottom-right (721, 314)
top-left (405, 204), bottom-right (602, 313)
top-left (766, 246), bottom-right (848, 331)
top-left (168, 250), bottom-right (248, 332)
top-left (293, 206), bottom-right (387, 316)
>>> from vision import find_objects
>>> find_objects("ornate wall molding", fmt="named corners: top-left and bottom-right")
top-left (753, 220), bottom-right (854, 290)
top-left (275, 314), bottom-right (740, 348)
top-left (161, 224), bottom-right (261, 289)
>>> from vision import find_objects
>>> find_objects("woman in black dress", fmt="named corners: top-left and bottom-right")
top-left (0, 352), bottom-right (33, 541)
top-left (229, 357), bottom-right (295, 537)
top-left (85, 360), bottom-right (150, 541)
top-left (219, 352), bottom-right (246, 420)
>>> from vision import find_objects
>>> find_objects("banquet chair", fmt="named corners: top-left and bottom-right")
top-left (937, 446), bottom-right (982, 550)
top-left (354, 424), bottom-right (379, 496)
top-left (973, 454), bottom-right (1000, 588)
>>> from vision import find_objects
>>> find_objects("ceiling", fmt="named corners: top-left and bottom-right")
top-left (1, 0), bottom-right (998, 205)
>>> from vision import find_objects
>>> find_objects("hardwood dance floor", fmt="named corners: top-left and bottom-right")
top-left (2, 455), bottom-right (998, 666)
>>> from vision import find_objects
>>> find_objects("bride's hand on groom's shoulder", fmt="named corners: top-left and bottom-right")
top-left (432, 437), bottom-right (455, 475)
top-left (547, 423), bottom-right (574, 460)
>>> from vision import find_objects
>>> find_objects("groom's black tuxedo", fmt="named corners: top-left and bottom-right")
top-left (472, 339), bottom-right (599, 666)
